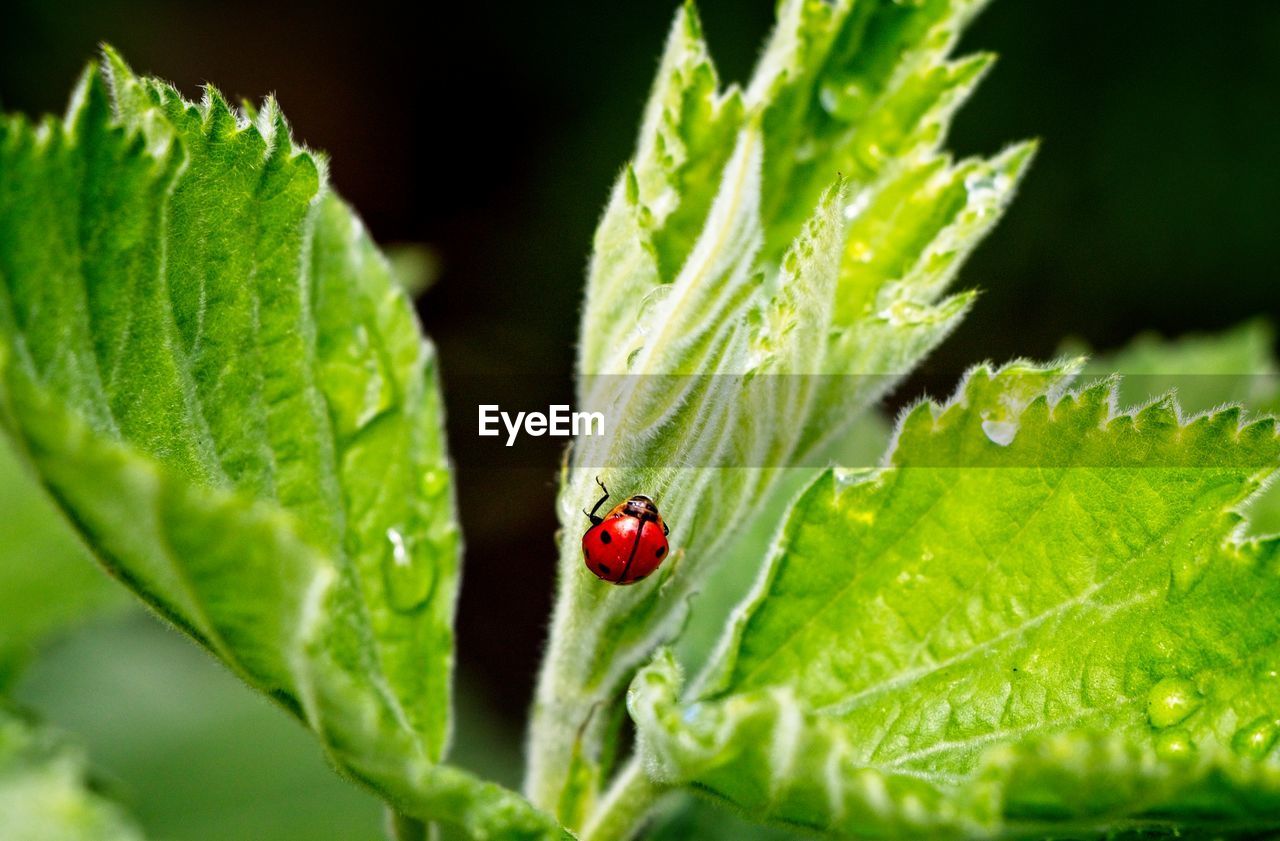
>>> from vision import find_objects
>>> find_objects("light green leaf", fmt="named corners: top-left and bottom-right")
top-left (577, 3), bottom-right (743, 377)
top-left (1069, 322), bottom-right (1280, 537)
top-left (1070, 320), bottom-right (1280, 414)
top-left (530, 0), bottom-right (1031, 826)
top-left (0, 706), bottom-right (145, 841)
top-left (674, 411), bottom-right (892, 675)
top-left (0, 52), bottom-right (562, 838)
top-left (0, 434), bottom-right (126, 691)
top-left (632, 362), bottom-right (1280, 838)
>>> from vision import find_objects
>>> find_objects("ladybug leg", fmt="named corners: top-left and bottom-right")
top-left (662, 521), bottom-right (670, 537)
top-left (584, 476), bottom-right (610, 526)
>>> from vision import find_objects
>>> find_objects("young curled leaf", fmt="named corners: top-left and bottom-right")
top-left (530, 0), bottom-right (1034, 826)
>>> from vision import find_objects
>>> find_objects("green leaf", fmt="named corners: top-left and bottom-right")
top-left (631, 362), bottom-right (1280, 838)
top-left (531, 0), bottom-right (1032, 826)
top-left (0, 434), bottom-right (126, 691)
top-left (1069, 319), bottom-right (1280, 415)
top-left (643, 793), bottom-right (802, 841)
top-left (0, 51), bottom-right (562, 838)
top-left (673, 411), bottom-right (892, 675)
top-left (1069, 322), bottom-right (1280, 537)
top-left (0, 706), bottom-right (146, 841)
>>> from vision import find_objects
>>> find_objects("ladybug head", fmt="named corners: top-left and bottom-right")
top-left (623, 494), bottom-right (660, 519)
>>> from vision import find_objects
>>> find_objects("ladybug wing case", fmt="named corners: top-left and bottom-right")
top-left (582, 516), bottom-right (667, 584)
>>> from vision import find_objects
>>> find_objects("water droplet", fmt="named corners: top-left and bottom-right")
top-left (964, 170), bottom-right (1012, 204)
top-left (636, 284), bottom-right (672, 326)
top-left (421, 468), bottom-right (448, 501)
top-left (382, 527), bottom-right (435, 614)
top-left (876, 300), bottom-right (934, 326)
top-left (834, 466), bottom-right (878, 489)
top-left (1155, 729), bottom-right (1194, 762)
top-left (818, 78), bottom-right (868, 122)
top-left (1232, 716), bottom-right (1279, 759)
top-left (1147, 677), bottom-right (1202, 729)
top-left (981, 419), bottom-right (1019, 447)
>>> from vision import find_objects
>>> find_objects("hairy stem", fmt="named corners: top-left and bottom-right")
top-left (386, 811), bottom-right (428, 841)
top-left (580, 757), bottom-right (665, 841)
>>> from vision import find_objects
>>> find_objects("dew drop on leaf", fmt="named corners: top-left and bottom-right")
top-left (963, 169), bottom-right (1011, 205)
top-left (382, 527), bottom-right (435, 614)
top-left (818, 78), bottom-right (868, 122)
top-left (1231, 716), bottom-right (1279, 759)
top-left (981, 419), bottom-right (1019, 447)
top-left (635, 284), bottom-right (673, 335)
top-left (876, 300), bottom-right (932, 326)
top-left (1147, 677), bottom-right (1202, 729)
top-left (421, 468), bottom-right (448, 503)
top-left (1154, 729), bottom-right (1194, 763)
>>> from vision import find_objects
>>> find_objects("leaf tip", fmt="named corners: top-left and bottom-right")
top-left (97, 42), bottom-right (132, 84)
top-left (954, 50), bottom-right (998, 81)
top-left (998, 138), bottom-right (1040, 180)
top-left (677, 0), bottom-right (705, 41)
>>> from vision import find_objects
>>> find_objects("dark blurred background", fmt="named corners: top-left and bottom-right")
top-left (3, 2), bottom-right (1278, 836)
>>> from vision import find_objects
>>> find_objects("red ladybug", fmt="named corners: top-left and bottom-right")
top-left (581, 478), bottom-right (670, 585)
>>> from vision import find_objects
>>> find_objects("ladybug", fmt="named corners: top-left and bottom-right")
top-left (581, 478), bottom-right (670, 585)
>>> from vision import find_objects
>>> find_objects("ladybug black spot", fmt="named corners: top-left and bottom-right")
top-left (655, 545), bottom-right (666, 558)
top-left (599, 531), bottom-right (612, 545)
top-left (598, 562), bottom-right (612, 575)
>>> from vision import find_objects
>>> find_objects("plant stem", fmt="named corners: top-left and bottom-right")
top-left (579, 756), bottom-right (666, 841)
top-left (386, 810), bottom-right (428, 841)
